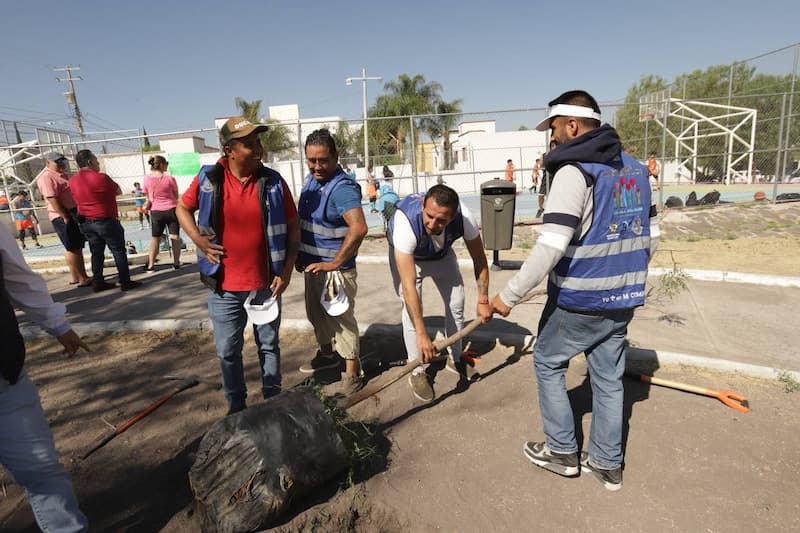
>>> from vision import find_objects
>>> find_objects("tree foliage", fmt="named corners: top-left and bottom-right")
top-left (233, 97), bottom-right (294, 162)
top-left (368, 74), bottom-right (462, 168)
top-left (614, 65), bottom-right (799, 178)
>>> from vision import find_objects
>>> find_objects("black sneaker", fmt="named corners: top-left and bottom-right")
top-left (522, 441), bottom-right (579, 477)
top-left (445, 356), bottom-right (478, 381)
top-left (120, 280), bottom-right (142, 291)
top-left (299, 351), bottom-right (340, 374)
top-left (535, 208), bottom-right (545, 218)
top-left (580, 452), bottom-right (622, 491)
top-left (92, 280), bottom-right (117, 293)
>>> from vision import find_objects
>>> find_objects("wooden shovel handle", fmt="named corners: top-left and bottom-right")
top-left (340, 286), bottom-right (547, 410)
top-left (339, 319), bottom-right (482, 409)
top-left (638, 374), bottom-right (750, 413)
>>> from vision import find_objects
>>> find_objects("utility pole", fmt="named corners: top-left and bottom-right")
top-left (346, 67), bottom-right (382, 173)
top-left (54, 65), bottom-right (84, 136)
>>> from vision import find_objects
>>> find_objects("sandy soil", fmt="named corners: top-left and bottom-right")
top-left (3, 202), bottom-right (799, 532)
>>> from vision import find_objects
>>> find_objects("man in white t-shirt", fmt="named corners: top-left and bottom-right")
top-left (388, 184), bottom-right (491, 402)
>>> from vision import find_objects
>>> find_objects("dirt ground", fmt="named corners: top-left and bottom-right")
top-left (2, 201), bottom-right (799, 532)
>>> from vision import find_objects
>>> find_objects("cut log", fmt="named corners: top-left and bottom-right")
top-left (189, 389), bottom-right (348, 533)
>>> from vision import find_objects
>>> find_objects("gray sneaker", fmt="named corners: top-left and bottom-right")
top-left (522, 441), bottom-right (579, 477)
top-left (580, 452), bottom-right (623, 491)
top-left (338, 372), bottom-right (363, 396)
top-left (299, 351), bottom-right (340, 373)
top-left (445, 356), bottom-right (478, 380)
top-left (408, 370), bottom-right (435, 402)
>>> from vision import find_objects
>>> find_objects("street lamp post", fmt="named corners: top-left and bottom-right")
top-left (346, 67), bottom-right (381, 175)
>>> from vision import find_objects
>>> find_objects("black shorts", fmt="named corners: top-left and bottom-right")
top-left (150, 208), bottom-right (180, 237)
top-left (538, 174), bottom-right (551, 197)
top-left (52, 210), bottom-right (86, 251)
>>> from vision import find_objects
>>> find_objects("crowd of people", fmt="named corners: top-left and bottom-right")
top-left (2, 90), bottom-right (660, 530)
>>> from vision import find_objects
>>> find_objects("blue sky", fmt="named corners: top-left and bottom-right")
top-left (1, 0), bottom-right (798, 135)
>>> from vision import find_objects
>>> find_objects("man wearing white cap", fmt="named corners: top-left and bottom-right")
top-left (37, 152), bottom-right (91, 286)
top-left (491, 90), bottom-right (660, 491)
top-left (177, 116), bottom-right (300, 415)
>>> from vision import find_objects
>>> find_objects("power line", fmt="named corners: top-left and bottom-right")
top-left (54, 65), bottom-right (85, 135)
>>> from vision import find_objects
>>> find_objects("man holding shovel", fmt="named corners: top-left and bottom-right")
top-left (389, 184), bottom-right (491, 402)
top-left (491, 90), bottom-right (660, 491)
top-left (0, 225), bottom-right (90, 531)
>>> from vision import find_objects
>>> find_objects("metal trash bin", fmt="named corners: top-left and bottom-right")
top-left (480, 179), bottom-right (516, 250)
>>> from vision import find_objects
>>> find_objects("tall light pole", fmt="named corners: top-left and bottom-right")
top-left (346, 67), bottom-right (381, 173)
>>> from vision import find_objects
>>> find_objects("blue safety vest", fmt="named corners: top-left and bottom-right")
top-left (389, 193), bottom-right (464, 260)
top-left (298, 170), bottom-right (356, 270)
top-left (550, 153), bottom-right (652, 311)
top-left (196, 163), bottom-right (289, 290)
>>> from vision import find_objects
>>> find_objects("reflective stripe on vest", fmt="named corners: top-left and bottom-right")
top-left (550, 153), bottom-right (652, 311)
top-left (389, 193), bottom-right (463, 260)
top-left (298, 171), bottom-right (356, 269)
top-left (196, 164), bottom-right (289, 280)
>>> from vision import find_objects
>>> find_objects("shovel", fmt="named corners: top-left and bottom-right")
top-left (631, 374), bottom-right (750, 413)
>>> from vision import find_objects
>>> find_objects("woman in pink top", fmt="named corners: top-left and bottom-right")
top-left (142, 155), bottom-right (182, 270)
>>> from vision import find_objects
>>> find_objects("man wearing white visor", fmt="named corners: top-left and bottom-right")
top-left (491, 90), bottom-right (660, 491)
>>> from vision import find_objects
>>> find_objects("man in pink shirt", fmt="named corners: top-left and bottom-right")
top-left (37, 152), bottom-right (91, 287)
top-left (70, 149), bottom-right (141, 293)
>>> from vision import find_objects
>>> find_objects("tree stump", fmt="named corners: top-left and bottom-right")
top-left (189, 389), bottom-right (349, 532)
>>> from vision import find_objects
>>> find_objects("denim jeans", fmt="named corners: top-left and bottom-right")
top-left (533, 299), bottom-right (634, 469)
top-left (79, 218), bottom-right (130, 283)
top-left (0, 371), bottom-right (88, 532)
top-left (207, 289), bottom-right (282, 409)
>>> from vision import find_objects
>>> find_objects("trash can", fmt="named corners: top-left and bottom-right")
top-left (480, 179), bottom-right (516, 250)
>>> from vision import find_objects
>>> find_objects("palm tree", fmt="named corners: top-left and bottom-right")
top-left (427, 99), bottom-right (463, 170)
top-left (369, 74), bottom-right (444, 162)
top-left (233, 97), bottom-right (294, 162)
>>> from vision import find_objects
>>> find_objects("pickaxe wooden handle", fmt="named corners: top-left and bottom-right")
top-left (338, 319), bottom-right (481, 409)
top-left (339, 287), bottom-right (546, 410)
top-left (634, 374), bottom-right (750, 413)
top-left (81, 378), bottom-right (199, 460)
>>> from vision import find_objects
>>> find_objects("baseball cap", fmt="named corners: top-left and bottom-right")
top-left (534, 104), bottom-right (602, 132)
top-left (44, 151), bottom-right (67, 162)
top-left (320, 272), bottom-right (349, 316)
top-left (219, 116), bottom-right (268, 145)
top-left (244, 290), bottom-right (279, 325)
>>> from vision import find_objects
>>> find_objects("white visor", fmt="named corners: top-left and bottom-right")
top-left (321, 271), bottom-right (349, 316)
top-left (244, 290), bottom-right (279, 324)
top-left (534, 104), bottom-right (602, 131)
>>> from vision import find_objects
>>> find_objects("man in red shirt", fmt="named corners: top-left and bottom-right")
top-left (37, 152), bottom-right (91, 287)
top-left (70, 149), bottom-right (141, 293)
top-left (177, 117), bottom-right (300, 414)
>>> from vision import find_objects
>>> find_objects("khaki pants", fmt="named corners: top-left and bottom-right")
top-left (304, 268), bottom-right (360, 359)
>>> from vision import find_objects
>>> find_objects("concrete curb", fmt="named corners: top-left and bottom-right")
top-left (22, 318), bottom-right (799, 383)
top-left (32, 258), bottom-right (800, 288)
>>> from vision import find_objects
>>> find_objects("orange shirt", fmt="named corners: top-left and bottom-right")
top-left (504, 163), bottom-right (514, 181)
top-left (647, 159), bottom-right (659, 176)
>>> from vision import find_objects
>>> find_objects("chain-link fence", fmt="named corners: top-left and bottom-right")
top-left (1, 44), bottom-right (799, 237)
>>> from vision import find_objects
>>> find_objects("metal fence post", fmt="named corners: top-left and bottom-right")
top-left (772, 94), bottom-right (787, 204)
top-left (409, 115), bottom-right (418, 192)
top-left (780, 43), bottom-right (798, 181)
top-left (658, 97), bottom-right (669, 208)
